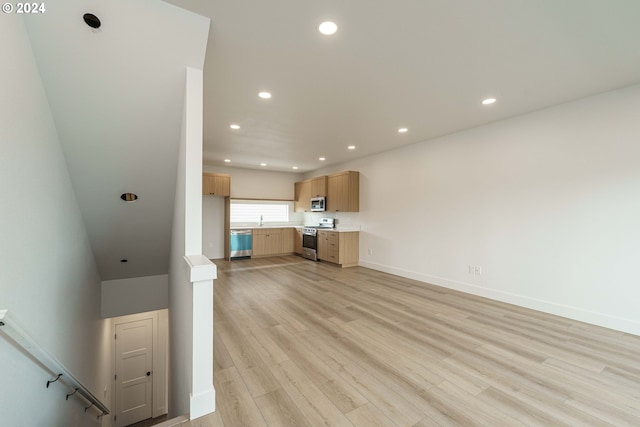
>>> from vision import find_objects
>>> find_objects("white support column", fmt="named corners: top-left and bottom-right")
top-left (184, 254), bottom-right (216, 419)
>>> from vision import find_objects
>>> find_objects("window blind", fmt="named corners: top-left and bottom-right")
top-left (230, 201), bottom-right (290, 223)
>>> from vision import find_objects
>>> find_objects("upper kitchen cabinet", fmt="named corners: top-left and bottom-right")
top-left (309, 176), bottom-right (327, 197)
top-left (294, 180), bottom-right (311, 212)
top-left (327, 171), bottom-right (359, 212)
top-left (294, 176), bottom-right (325, 212)
top-left (202, 173), bottom-right (230, 196)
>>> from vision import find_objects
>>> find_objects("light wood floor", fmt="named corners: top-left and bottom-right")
top-left (183, 256), bottom-right (640, 427)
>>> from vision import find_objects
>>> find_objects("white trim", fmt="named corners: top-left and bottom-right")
top-left (358, 260), bottom-right (640, 336)
top-left (155, 310), bottom-right (169, 417)
top-left (184, 254), bottom-right (216, 282)
top-left (184, 256), bottom-right (216, 419)
top-left (189, 387), bottom-right (216, 420)
top-left (111, 310), bottom-right (169, 426)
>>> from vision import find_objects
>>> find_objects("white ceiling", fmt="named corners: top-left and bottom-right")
top-left (25, 0), bottom-right (209, 280)
top-left (166, 0), bottom-right (640, 172)
top-left (20, 0), bottom-right (640, 281)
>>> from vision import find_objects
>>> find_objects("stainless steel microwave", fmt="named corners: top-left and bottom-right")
top-left (310, 196), bottom-right (326, 212)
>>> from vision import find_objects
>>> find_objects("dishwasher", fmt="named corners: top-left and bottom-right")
top-left (230, 229), bottom-right (252, 259)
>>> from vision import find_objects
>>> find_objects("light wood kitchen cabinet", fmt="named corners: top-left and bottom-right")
top-left (309, 176), bottom-right (327, 197)
top-left (317, 230), bottom-right (330, 261)
top-left (252, 229), bottom-right (269, 257)
top-left (282, 228), bottom-right (294, 253)
top-left (252, 228), bottom-right (295, 257)
top-left (317, 230), bottom-right (359, 267)
top-left (327, 171), bottom-right (359, 212)
top-left (202, 173), bottom-right (230, 196)
top-left (296, 172), bottom-right (357, 212)
top-left (294, 180), bottom-right (311, 212)
top-left (294, 228), bottom-right (303, 255)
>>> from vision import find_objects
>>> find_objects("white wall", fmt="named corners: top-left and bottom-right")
top-left (0, 15), bottom-right (111, 426)
top-left (101, 275), bottom-right (169, 318)
top-left (202, 196), bottom-right (225, 259)
top-left (204, 165), bottom-right (301, 199)
top-left (311, 84), bottom-right (640, 335)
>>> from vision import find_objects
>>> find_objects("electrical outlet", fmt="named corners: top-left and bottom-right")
top-left (474, 265), bottom-right (482, 275)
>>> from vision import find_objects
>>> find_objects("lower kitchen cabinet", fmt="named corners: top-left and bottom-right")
top-left (282, 228), bottom-right (294, 253)
top-left (252, 230), bottom-right (268, 257)
top-left (252, 228), bottom-right (294, 257)
top-left (317, 231), bottom-right (359, 267)
top-left (246, 227), bottom-right (357, 265)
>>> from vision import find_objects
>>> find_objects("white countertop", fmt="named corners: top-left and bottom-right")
top-left (230, 225), bottom-right (360, 232)
top-left (316, 226), bottom-right (360, 232)
top-left (230, 225), bottom-right (302, 230)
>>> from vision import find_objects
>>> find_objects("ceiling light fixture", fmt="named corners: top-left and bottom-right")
top-left (258, 91), bottom-right (272, 99)
top-left (260, 163), bottom-right (267, 167)
top-left (398, 128), bottom-right (408, 133)
top-left (120, 193), bottom-right (138, 202)
top-left (482, 97), bottom-right (497, 105)
top-left (229, 124), bottom-right (240, 130)
top-left (318, 21), bottom-right (338, 35)
top-left (319, 157), bottom-right (326, 161)
top-left (83, 13), bottom-right (101, 29)
top-left (292, 166), bottom-right (299, 170)
top-left (224, 159), bottom-right (231, 163)
top-left (347, 145), bottom-right (356, 150)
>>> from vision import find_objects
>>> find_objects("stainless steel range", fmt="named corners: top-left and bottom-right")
top-left (302, 218), bottom-right (334, 261)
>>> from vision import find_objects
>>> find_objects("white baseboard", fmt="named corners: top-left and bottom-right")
top-left (358, 260), bottom-right (640, 336)
top-left (189, 386), bottom-right (216, 420)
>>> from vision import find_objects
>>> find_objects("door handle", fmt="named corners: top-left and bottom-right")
top-left (146, 371), bottom-right (151, 377)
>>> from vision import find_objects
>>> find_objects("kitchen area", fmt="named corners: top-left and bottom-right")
top-left (203, 167), bottom-right (361, 268)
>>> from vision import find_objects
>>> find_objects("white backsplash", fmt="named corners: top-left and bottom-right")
top-left (304, 211), bottom-right (361, 230)
top-left (230, 206), bottom-right (304, 228)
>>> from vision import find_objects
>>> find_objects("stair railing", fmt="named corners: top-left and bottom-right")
top-left (0, 309), bottom-right (110, 420)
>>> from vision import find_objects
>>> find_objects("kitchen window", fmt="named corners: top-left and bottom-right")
top-left (230, 200), bottom-right (290, 224)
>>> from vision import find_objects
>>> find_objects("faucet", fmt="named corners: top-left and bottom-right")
top-left (259, 214), bottom-right (263, 226)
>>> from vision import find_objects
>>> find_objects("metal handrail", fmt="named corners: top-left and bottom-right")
top-left (0, 309), bottom-right (110, 419)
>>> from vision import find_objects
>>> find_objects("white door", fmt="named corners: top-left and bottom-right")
top-left (115, 318), bottom-right (153, 427)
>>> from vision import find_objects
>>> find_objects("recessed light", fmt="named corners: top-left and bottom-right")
top-left (318, 21), bottom-right (338, 35)
top-left (258, 92), bottom-right (272, 99)
top-left (292, 166), bottom-right (299, 170)
top-left (224, 159), bottom-right (231, 163)
top-left (319, 157), bottom-right (326, 161)
top-left (230, 124), bottom-right (240, 130)
top-left (347, 145), bottom-right (356, 150)
top-left (398, 128), bottom-right (408, 133)
top-left (260, 163), bottom-right (267, 167)
top-left (120, 193), bottom-right (138, 202)
top-left (83, 13), bottom-right (101, 29)
top-left (482, 97), bottom-right (497, 105)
